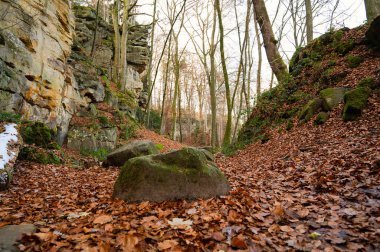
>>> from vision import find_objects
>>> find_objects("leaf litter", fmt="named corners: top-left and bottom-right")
top-left (0, 84), bottom-right (379, 251)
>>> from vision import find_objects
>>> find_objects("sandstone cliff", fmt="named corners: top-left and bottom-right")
top-left (0, 0), bottom-right (149, 146)
top-left (0, 0), bottom-right (85, 144)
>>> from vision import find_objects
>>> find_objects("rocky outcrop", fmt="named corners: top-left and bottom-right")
top-left (67, 126), bottom-right (118, 152)
top-left (70, 5), bottom-right (148, 95)
top-left (0, 2), bottom-right (150, 147)
top-left (0, 123), bottom-right (22, 190)
top-left (113, 148), bottom-right (230, 202)
top-left (104, 140), bottom-right (159, 167)
top-left (0, 0), bottom-right (86, 144)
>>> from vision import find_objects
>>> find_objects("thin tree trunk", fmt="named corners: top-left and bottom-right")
top-left (253, 0), bottom-right (288, 84)
top-left (159, 36), bottom-right (173, 135)
top-left (145, 0), bottom-right (157, 127)
top-left (112, 1), bottom-right (120, 83)
top-left (253, 11), bottom-right (262, 98)
top-left (210, 7), bottom-right (218, 149)
top-left (120, 0), bottom-right (130, 89)
top-left (215, 0), bottom-right (232, 148)
top-left (305, 0), bottom-right (313, 44)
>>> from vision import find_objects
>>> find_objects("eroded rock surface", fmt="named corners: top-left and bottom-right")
top-left (0, 0), bottom-right (85, 144)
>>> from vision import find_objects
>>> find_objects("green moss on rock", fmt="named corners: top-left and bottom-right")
top-left (320, 87), bottom-right (349, 111)
top-left (299, 98), bottom-right (323, 122)
top-left (343, 87), bottom-right (371, 121)
top-left (113, 147), bottom-right (230, 202)
top-left (314, 112), bottom-right (329, 125)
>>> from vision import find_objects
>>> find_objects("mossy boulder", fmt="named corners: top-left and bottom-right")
top-left (320, 87), bottom-right (349, 111)
top-left (113, 148), bottom-right (230, 202)
top-left (299, 98), bottom-right (323, 122)
top-left (104, 140), bottom-right (159, 167)
top-left (314, 112), bottom-right (329, 125)
top-left (343, 87), bottom-right (371, 121)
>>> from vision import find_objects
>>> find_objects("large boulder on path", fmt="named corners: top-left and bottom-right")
top-left (0, 123), bottom-right (22, 191)
top-left (113, 147), bottom-right (230, 202)
top-left (104, 140), bottom-right (159, 167)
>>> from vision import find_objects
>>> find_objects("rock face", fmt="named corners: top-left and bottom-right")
top-left (104, 140), bottom-right (159, 167)
top-left (0, 0), bottom-right (85, 144)
top-left (67, 126), bottom-right (118, 152)
top-left (0, 123), bottom-right (22, 190)
top-left (0, 2), bottom-right (150, 147)
top-left (113, 148), bottom-right (230, 202)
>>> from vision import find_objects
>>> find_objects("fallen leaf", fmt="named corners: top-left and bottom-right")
top-left (168, 218), bottom-right (192, 229)
top-left (212, 232), bottom-right (225, 241)
top-left (93, 215), bottom-right (113, 225)
top-left (231, 236), bottom-right (247, 249)
top-left (158, 240), bottom-right (178, 250)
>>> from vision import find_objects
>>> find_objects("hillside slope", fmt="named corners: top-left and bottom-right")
top-left (234, 25), bottom-right (379, 151)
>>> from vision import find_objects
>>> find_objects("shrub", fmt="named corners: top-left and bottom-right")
top-left (347, 55), bottom-right (363, 68)
top-left (0, 112), bottom-right (22, 124)
top-left (358, 77), bottom-right (376, 89)
top-left (80, 148), bottom-right (109, 161)
top-left (20, 122), bottom-right (55, 148)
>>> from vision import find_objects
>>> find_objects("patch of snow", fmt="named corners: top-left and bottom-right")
top-left (0, 123), bottom-right (19, 170)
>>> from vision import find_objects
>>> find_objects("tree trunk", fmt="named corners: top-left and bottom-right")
top-left (112, 1), bottom-right (120, 83)
top-left (215, 0), bottom-right (232, 148)
top-left (305, 0), bottom-right (313, 44)
top-left (159, 36), bottom-right (173, 135)
top-left (120, 0), bottom-right (130, 90)
top-left (253, 10), bottom-right (262, 99)
top-left (208, 5), bottom-right (218, 149)
top-left (365, 0), bottom-right (380, 23)
top-left (145, 0), bottom-right (157, 127)
top-left (252, 0), bottom-right (288, 84)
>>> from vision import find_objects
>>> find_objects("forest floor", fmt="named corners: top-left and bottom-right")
top-left (0, 95), bottom-right (379, 251)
